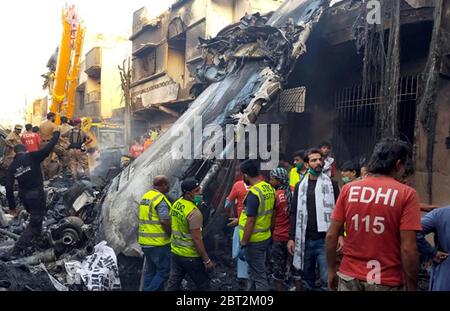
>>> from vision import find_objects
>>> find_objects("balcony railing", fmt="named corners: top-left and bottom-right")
top-left (85, 47), bottom-right (102, 78)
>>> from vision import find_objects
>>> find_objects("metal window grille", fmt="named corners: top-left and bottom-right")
top-left (278, 86), bottom-right (306, 113)
top-left (333, 75), bottom-right (420, 163)
top-left (87, 90), bottom-right (101, 104)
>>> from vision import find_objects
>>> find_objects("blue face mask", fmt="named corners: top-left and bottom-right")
top-left (308, 167), bottom-right (321, 177)
top-left (342, 176), bottom-right (351, 184)
top-left (193, 195), bottom-right (203, 206)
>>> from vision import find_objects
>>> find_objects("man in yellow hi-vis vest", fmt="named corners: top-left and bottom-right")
top-left (289, 149), bottom-right (308, 192)
top-left (238, 160), bottom-right (275, 291)
top-left (138, 175), bottom-right (172, 291)
top-left (166, 178), bottom-right (214, 291)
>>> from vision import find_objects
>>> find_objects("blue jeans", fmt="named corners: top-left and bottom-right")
top-left (301, 238), bottom-right (328, 291)
top-left (142, 245), bottom-right (171, 291)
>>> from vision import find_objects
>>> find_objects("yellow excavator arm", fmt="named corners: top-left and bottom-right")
top-left (50, 10), bottom-right (73, 125)
top-left (65, 23), bottom-right (85, 120)
top-left (49, 6), bottom-right (84, 125)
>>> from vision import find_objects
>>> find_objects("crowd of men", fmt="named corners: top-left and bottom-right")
top-left (2, 115), bottom-right (448, 291)
top-left (1, 113), bottom-right (93, 180)
top-left (0, 115), bottom-right (162, 258)
top-left (2, 113), bottom-right (94, 256)
top-left (138, 140), bottom-right (449, 291)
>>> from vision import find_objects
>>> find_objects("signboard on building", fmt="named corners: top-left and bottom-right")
top-left (131, 76), bottom-right (180, 108)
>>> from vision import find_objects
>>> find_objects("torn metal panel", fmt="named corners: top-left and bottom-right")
top-left (404, 0), bottom-right (435, 9)
top-left (72, 192), bottom-right (94, 213)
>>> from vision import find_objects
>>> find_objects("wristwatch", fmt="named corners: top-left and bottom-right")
top-left (203, 258), bottom-right (211, 265)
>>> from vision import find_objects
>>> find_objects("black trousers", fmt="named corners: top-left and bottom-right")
top-left (166, 254), bottom-right (210, 291)
top-left (15, 188), bottom-right (47, 250)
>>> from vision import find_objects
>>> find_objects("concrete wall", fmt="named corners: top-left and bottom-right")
top-left (413, 1), bottom-right (450, 206)
top-left (26, 98), bottom-right (48, 126)
top-left (415, 79), bottom-right (450, 206)
top-left (233, 0), bottom-right (283, 20)
top-left (167, 45), bottom-right (186, 87)
top-left (206, 0), bottom-right (234, 38)
top-left (99, 36), bottom-right (130, 118)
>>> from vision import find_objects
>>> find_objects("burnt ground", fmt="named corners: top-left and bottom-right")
top-left (0, 262), bottom-right (56, 291)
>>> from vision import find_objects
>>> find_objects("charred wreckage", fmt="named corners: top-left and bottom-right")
top-left (1, 0), bottom-right (444, 290)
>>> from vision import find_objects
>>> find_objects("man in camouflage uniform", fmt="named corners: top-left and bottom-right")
top-left (57, 116), bottom-right (72, 170)
top-left (1, 125), bottom-right (23, 169)
top-left (39, 112), bottom-right (60, 178)
top-left (63, 118), bottom-right (92, 180)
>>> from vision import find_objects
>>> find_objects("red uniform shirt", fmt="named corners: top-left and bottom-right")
top-left (227, 180), bottom-right (249, 218)
top-left (130, 143), bottom-right (144, 158)
top-left (332, 176), bottom-right (421, 286)
top-left (273, 189), bottom-right (290, 242)
top-left (21, 132), bottom-right (41, 152)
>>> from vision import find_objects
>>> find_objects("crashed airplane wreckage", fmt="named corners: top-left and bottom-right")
top-left (100, 0), bottom-right (328, 258)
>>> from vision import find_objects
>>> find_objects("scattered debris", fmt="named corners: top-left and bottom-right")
top-left (0, 170), bottom-right (111, 290)
top-left (66, 241), bottom-right (121, 291)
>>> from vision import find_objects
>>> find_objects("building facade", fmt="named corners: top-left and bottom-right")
top-left (74, 33), bottom-right (131, 121)
top-left (277, 0), bottom-right (449, 205)
top-left (25, 97), bottom-right (48, 126)
top-left (129, 0), bottom-right (283, 136)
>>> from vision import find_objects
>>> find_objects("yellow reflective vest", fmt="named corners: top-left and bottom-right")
top-left (289, 167), bottom-right (307, 191)
top-left (170, 197), bottom-right (200, 257)
top-left (239, 181), bottom-right (275, 243)
top-left (138, 189), bottom-right (172, 246)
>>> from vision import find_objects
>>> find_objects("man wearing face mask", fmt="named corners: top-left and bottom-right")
top-left (238, 160), bottom-right (275, 291)
top-left (166, 178), bottom-right (214, 291)
top-left (326, 139), bottom-right (421, 291)
top-left (288, 148), bottom-right (341, 291)
top-left (289, 150), bottom-right (308, 192)
top-left (340, 161), bottom-right (361, 185)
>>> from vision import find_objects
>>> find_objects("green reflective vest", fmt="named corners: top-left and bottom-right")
top-left (138, 189), bottom-right (172, 246)
top-left (170, 197), bottom-right (200, 257)
top-left (239, 181), bottom-right (275, 243)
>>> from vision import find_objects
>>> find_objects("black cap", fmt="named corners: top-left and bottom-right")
top-left (181, 178), bottom-right (200, 193)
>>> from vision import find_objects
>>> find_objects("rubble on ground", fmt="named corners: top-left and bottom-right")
top-left (0, 158), bottom-right (121, 290)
